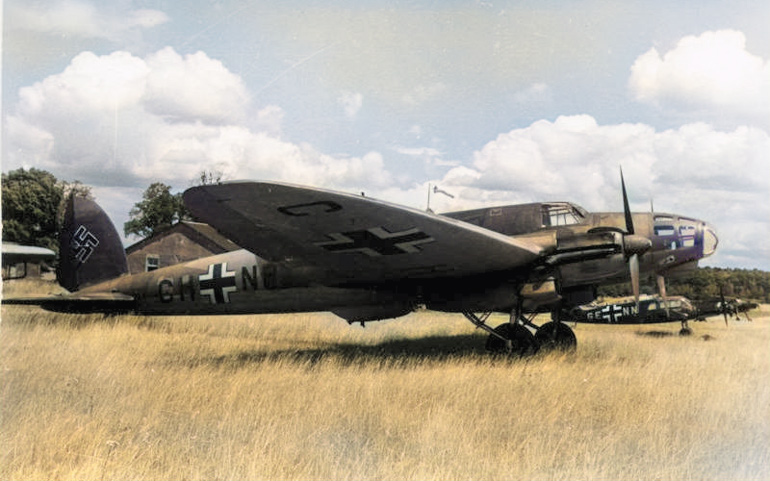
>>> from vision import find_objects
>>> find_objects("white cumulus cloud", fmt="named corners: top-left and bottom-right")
top-left (629, 30), bottom-right (770, 129)
top-left (144, 47), bottom-right (251, 124)
top-left (3, 48), bottom-right (394, 193)
top-left (435, 115), bottom-right (770, 269)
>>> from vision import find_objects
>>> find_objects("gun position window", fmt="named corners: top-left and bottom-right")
top-left (542, 203), bottom-right (584, 227)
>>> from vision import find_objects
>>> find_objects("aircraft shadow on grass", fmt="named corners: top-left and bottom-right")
top-left (188, 334), bottom-right (495, 368)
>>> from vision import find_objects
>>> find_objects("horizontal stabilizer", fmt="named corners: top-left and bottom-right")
top-left (2, 292), bottom-right (135, 314)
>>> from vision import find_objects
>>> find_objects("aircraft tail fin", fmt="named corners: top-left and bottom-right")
top-left (57, 195), bottom-right (129, 292)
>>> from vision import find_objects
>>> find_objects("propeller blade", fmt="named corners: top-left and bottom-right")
top-left (620, 167), bottom-right (634, 235)
top-left (720, 285), bottom-right (728, 327)
top-left (657, 274), bottom-right (669, 319)
top-left (630, 254), bottom-right (640, 304)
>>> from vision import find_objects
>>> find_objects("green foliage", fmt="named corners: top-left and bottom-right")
top-left (124, 172), bottom-right (225, 239)
top-left (123, 182), bottom-right (189, 238)
top-left (194, 170), bottom-right (223, 186)
top-left (599, 267), bottom-right (770, 303)
top-left (1, 168), bottom-right (92, 253)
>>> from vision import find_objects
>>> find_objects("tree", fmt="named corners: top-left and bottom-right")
top-left (1, 168), bottom-right (91, 252)
top-left (124, 182), bottom-right (188, 238)
top-left (194, 169), bottom-right (223, 186)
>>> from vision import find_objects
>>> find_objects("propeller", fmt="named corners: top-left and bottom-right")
top-left (719, 285), bottom-right (729, 327)
top-left (657, 274), bottom-right (670, 319)
top-left (650, 198), bottom-right (670, 318)
top-left (619, 167), bottom-right (651, 303)
top-left (621, 167), bottom-right (634, 236)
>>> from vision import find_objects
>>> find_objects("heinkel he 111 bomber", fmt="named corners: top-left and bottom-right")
top-left (5, 173), bottom-right (718, 355)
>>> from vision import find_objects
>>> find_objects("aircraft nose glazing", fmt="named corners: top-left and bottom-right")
top-left (703, 224), bottom-right (718, 257)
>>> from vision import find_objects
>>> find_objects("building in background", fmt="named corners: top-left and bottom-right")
top-left (125, 222), bottom-right (240, 274)
top-left (2, 243), bottom-right (56, 280)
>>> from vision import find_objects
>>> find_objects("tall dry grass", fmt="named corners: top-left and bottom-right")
top-left (1, 281), bottom-right (768, 480)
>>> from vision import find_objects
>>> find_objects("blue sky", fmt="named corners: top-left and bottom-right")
top-left (3, 0), bottom-right (769, 270)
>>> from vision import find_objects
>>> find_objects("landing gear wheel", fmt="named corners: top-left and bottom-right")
top-left (535, 322), bottom-right (577, 352)
top-left (485, 323), bottom-right (539, 356)
top-left (679, 327), bottom-right (693, 336)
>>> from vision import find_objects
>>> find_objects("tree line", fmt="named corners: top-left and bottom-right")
top-left (2, 168), bottom-right (221, 252)
top-left (123, 171), bottom-right (222, 238)
top-left (1, 168), bottom-right (92, 252)
top-left (598, 267), bottom-right (770, 303)
top-left (3, 168), bottom-right (768, 302)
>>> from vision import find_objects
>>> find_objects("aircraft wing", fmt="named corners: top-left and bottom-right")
top-left (183, 181), bottom-right (544, 284)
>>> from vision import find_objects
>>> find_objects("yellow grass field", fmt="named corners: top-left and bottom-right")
top-left (2, 280), bottom-right (769, 480)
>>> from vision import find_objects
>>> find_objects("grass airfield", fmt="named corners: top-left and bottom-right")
top-left (1, 281), bottom-right (768, 480)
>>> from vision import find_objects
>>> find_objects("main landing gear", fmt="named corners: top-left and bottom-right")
top-left (679, 320), bottom-right (693, 336)
top-left (462, 311), bottom-right (577, 356)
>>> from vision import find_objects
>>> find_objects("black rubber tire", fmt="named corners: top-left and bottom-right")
top-left (534, 321), bottom-right (577, 352)
top-left (485, 323), bottom-right (539, 356)
top-left (679, 327), bottom-right (693, 336)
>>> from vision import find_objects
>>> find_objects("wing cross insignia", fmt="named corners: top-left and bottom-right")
top-left (314, 227), bottom-right (435, 257)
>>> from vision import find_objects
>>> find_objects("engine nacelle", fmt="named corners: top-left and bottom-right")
top-left (519, 278), bottom-right (561, 311)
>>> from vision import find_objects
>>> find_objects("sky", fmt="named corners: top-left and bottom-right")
top-left (2, 0), bottom-right (769, 270)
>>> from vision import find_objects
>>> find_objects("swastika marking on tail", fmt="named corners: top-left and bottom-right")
top-left (72, 225), bottom-right (99, 263)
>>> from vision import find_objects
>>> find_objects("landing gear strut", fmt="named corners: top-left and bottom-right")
top-left (462, 310), bottom-right (576, 356)
top-left (679, 320), bottom-right (693, 336)
top-left (485, 323), bottom-right (539, 356)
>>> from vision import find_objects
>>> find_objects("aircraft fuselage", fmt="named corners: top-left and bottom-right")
top-left (69, 207), bottom-right (716, 321)
top-left (78, 249), bottom-right (414, 317)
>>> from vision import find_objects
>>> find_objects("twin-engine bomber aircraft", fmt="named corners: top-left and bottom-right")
top-left (4, 178), bottom-right (718, 355)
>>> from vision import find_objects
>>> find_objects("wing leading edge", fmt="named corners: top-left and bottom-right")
top-left (183, 181), bottom-right (544, 284)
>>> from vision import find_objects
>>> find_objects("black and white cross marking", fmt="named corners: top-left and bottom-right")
top-left (315, 227), bottom-right (435, 257)
top-left (199, 262), bottom-right (237, 304)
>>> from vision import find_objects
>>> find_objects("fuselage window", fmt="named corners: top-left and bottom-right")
top-left (654, 225), bottom-right (676, 236)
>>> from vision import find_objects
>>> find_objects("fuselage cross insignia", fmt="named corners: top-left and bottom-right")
top-left (315, 227), bottom-right (435, 257)
top-left (198, 262), bottom-right (237, 304)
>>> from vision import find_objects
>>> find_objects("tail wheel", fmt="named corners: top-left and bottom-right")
top-left (534, 322), bottom-right (577, 352)
top-left (485, 323), bottom-right (539, 356)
